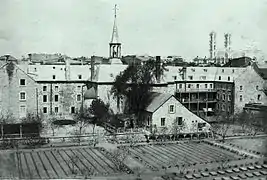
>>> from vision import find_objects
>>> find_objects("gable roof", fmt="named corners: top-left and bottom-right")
top-left (145, 92), bottom-right (173, 113)
top-left (253, 63), bottom-right (267, 79)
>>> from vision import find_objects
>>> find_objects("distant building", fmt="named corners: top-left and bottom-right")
top-left (223, 57), bottom-right (253, 67)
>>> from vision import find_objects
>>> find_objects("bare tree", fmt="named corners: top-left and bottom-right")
top-left (172, 118), bottom-right (186, 140)
top-left (212, 112), bottom-right (234, 142)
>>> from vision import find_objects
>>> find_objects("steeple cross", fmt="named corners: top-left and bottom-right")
top-left (113, 4), bottom-right (118, 18)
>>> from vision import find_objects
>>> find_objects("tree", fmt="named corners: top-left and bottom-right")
top-left (21, 113), bottom-right (44, 135)
top-left (212, 112), bottom-right (235, 142)
top-left (172, 118), bottom-right (186, 140)
top-left (88, 98), bottom-right (113, 134)
top-left (111, 59), bottom-right (168, 126)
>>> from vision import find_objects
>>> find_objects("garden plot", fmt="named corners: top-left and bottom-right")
top-left (14, 147), bottom-right (132, 179)
top-left (125, 142), bottom-right (245, 171)
top-left (226, 137), bottom-right (267, 156)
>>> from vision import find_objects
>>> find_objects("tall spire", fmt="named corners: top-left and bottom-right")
top-left (110, 4), bottom-right (120, 44)
top-left (109, 4), bottom-right (122, 59)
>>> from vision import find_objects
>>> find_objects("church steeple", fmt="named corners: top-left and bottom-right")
top-left (109, 4), bottom-right (121, 58)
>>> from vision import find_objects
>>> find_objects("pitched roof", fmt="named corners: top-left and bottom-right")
top-left (145, 92), bottom-right (173, 113)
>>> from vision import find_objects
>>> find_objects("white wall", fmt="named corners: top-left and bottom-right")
top-left (151, 96), bottom-right (211, 134)
top-left (234, 66), bottom-right (267, 113)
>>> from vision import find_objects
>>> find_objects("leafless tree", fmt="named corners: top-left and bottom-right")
top-left (172, 118), bottom-right (186, 140)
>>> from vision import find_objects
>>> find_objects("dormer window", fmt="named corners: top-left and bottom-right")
top-left (53, 66), bottom-right (55, 69)
top-left (191, 68), bottom-right (195, 72)
top-left (203, 69), bottom-right (207, 72)
top-left (222, 69), bottom-right (224, 73)
top-left (110, 73), bottom-right (114, 77)
top-left (78, 75), bottom-right (82, 79)
top-left (53, 75), bottom-right (56, 79)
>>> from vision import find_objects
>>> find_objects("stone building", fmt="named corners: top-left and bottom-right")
top-left (0, 62), bottom-right (37, 121)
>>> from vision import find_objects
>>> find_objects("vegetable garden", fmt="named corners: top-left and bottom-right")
top-left (15, 147), bottom-right (132, 179)
top-left (123, 141), bottom-right (247, 171)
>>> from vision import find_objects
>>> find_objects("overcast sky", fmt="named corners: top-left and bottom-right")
top-left (0, 0), bottom-right (267, 60)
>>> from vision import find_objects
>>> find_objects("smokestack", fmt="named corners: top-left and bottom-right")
top-left (155, 56), bottom-right (161, 83)
top-left (209, 31), bottom-right (216, 60)
top-left (224, 33), bottom-right (231, 63)
top-left (91, 56), bottom-right (95, 81)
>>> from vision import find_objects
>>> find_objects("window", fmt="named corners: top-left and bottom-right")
top-left (228, 106), bottom-right (231, 112)
top-left (71, 106), bottom-right (75, 114)
top-left (161, 118), bottom-right (166, 126)
top-left (20, 92), bottom-right (26, 100)
top-left (43, 107), bottom-right (47, 114)
top-left (205, 84), bottom-right (207, 88)
top-left (34, 68), bottom-right (37, 72)
top-left (222, 104), bottom-right (225, 111)
top-left (217, 93), bottom-right (220, 100)
top-left (19, 105), bottom-right (26, 118)
top-left (232, 69), bottom-right (235, 73)
top-left (77, 85), bottom-right (82, 92)
top-left (173, 76), bottom-right (177, 80)
top-left (223, 94), bottom-right (226, 100)
top-left (55, 86), bottom-right (59, 91)
top-left (222, 69), bottom-right (224, 73)
top-left (188, 84), bottom-right (191, 88)
top-left (77, 94), bottom-right (81, 101)
top-left (240, 95), bottom-right (243, 102)
top-left (219, 76), bottom-right (221, 80)
top-left (43, 86), bottom-right (47, 91)
top-left (228, 76), bottom-right (230, 81)
top-left (177, 117), bottom-right (183, 125)
top-left (55, 107), bottom-right (59, 113)
top-left (43, 95), bottom-right (47, 102)
top-left (228, 95), bottom-right (231, 101)
top-left (54, 95), bottom-right (59, 102)
top-left (210, 84), bottom-right (213, 89)
top-left (179, 84), bottom-right (182, 89)
top-left (203, 69), bottom-right (207, 72)
top-left (53, 75), bottom-right (56, 79)
top-left (169, 105), bottom-right (175, 113)
top-left (53, 66), bottom-right (55, 69)
top-left (256, 86), bottom-right (259, 90)
top-left (258, 94), bottom-right (261, 100)
top-left (200, 76), bottom-right (206, 80)
top-left (191, 68), bottom-right (195, 72)
top-left (147, 117), bottom-right (150, 126)
top-left (240, 86), bottom-right (243, 91)
top-left (78, 75), bottom-right (82, 79)
top-left (196, 84), bottom-right (199, 88)
top-left (20, 79), bottom-right (26, 86)
top-left (188, 76), bottom-right (193, 80)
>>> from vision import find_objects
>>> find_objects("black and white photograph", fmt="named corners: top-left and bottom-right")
top-left (0, 0), bottom-right (267, 179)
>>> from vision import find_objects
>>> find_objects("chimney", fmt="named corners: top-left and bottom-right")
top-left (155, 56), bottom-right (161, 83)
top-left (91, 56), bottom-right (95, 81)
top-left (65, 57), bottom-right (70, 80)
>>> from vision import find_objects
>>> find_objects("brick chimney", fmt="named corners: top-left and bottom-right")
top-left (155, 56), bottom-right (161, 83)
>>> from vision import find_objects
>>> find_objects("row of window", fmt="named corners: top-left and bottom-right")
top-left (42, 106), bottom-right (76, 114)
top-left (217, 104), bottom-right (231, 112)
top-left (189, 68), bottom-right (235, 73)
top-left (43, 85), bottom-right (82, 92)
top-left (217, 94), bottom-right (231, 101)
top-left (178, 83), bottom-right (213, 89)
top-left (42, 94), bottom-right (81, 102)
top-left (238, 94), bottom-right (261, 101)
top-left (239, 85), bottom-right (259, 91)
top-left (51, 75), bottom-right (83, 80)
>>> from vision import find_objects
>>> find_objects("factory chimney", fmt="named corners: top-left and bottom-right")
top-left (209, 31), bottom-right (217, 61)
top-left (224, 33), bottom-right (231, 63)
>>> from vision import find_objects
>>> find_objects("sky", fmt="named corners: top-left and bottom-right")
top-left (0, 0), bottom-right (267, 61)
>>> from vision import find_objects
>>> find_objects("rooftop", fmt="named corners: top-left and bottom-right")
top-left (145, 92), bottom-right (173, 113)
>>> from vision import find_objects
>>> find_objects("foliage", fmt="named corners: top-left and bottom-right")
top-left (111, 59), bottom-right (168, 126)
top-left (236, 110), bottom-right (264, 135)
top-left (6, 62), bottom-right (15, 82)
top-left (0, 111), bottom-right (15, 125)
top-left (74, 98), bottom-right (112, 135)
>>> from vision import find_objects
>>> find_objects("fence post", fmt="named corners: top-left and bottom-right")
top-left (19, 125), bottom-right (22, 138)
